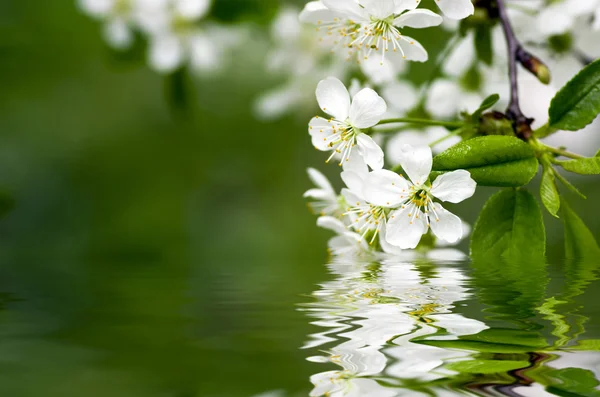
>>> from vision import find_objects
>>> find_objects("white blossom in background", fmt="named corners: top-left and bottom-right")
top-left (318, 216), bottom-right (370, 257)
top-left (309, 77), bottom-right (386, 169)
top-left (304, 168), bottom-right (343, 217)
top-left (255, 7), bottom-right (350, 120)
top-left (386, 126), bottom-right (461, 159)
top-left (78, 0), bottom-right (141, 49)
top-left (300, 0), bottom-right (444, 65)
top-left (364, 145), bottom-right (476, 249)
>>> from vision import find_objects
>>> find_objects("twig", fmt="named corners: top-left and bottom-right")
top-left (496, 0), bottom-right (534, 140)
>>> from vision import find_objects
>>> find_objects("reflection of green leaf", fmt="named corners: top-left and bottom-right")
top-left (446, 359), bottom-right (529, 374)
top-left (561, 199), bottom-right (600, 259)
top-left (418, 328), bottom-right (549, 353)
top-left (568, 340), bottom-right (600, 351)
top-left (471, 189), bottom-right (546, 262)
top-left (432, 136), bottom-right (538, 187)
top-left (547, 368), bottom-right (600, 397)
top-left (559, 157), bottom-right (600, 175)
top-left (549, 59), bottom-right (600, 131)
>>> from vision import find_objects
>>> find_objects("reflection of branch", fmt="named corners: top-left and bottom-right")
top-left (496, 0), bottom-right (533, 140)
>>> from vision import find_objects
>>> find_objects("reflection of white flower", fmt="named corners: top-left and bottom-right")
top-left (364, 145), bottom-right (476, 249)
top-left (300, 0), bottom-right (443, 64)
top-left (309, 77), bottom-right (386, 169)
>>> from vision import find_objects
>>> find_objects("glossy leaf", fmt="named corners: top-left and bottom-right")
top-left (561, 198), bottom-right (600, 259)
top-left (432, 136), bottom-right (538, 187)
top-left (559, 157), bottom-right (600, 174)
top-left (446, 359), bottom-right (528, 374)
top-left (549, 59), bottom-right (600, 131)
top-left (471, 189), bottom-right (546, 262)
top-left (540, 166), bottom-right (560, 217)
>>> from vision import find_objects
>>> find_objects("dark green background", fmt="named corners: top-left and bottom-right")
top-left (0, 1), bottom-right (599, 396)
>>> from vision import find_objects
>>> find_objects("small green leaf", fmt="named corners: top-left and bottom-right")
top-left (540, 167), bottom-right (560, 217)
top-left (471, 189), bottom-right (546, 262)
top-left (561, 198), bottom-right (600, 259)
top-left (472, 94), bottom-right (500, 121)
top-left (559, 157), bottom-right (600, 174)
top-left (549, 58), bottom-right (600, 131)
top-left (595, 149), bottom-right (600, 157)
top-left (432, 136), bottom-right (539, 187)
top-left (554, 171), bottom-right (587, 199)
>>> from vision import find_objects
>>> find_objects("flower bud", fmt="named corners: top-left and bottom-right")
top-left (478, 112), bottom-right (514, 136)
top-left (517, 49), bottom-right (552, 85)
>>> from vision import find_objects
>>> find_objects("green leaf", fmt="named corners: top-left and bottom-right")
top-left (475, 25), bottom-right (493, 66)
top-left (446, 359), bottom-right (528, 374)
top-left (472, 94), bottom-right (500, 122)
top-left (432, 136), bottom-right (539, 187)
top-left (554, 171), bottom-right (587, 199)
top-left (540, 165), bottom-right (560, 217)
top-left (561, 198), bottom-right (600, 259)
top-left (559, 157), bottom-right (600, 174)
top-left (471, 189), bottom-right (546, 262)
top-left (549, 58), bottom-right (600, 131)
top-left (547, 368), bottom-right (600, 397)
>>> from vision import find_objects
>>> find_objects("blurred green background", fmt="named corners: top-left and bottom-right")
top-left (0, 1), bottom-right (599, 396)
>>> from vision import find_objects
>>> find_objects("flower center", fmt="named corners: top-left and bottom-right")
top-left (325, 121), bottom-right (360, 165)
top-left (345, 203), bottom-right (389, 244)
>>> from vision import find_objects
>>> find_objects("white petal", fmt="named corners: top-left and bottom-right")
top-left (189, 33), bottom-right (220, 72)
top-left (397, 36), bottom-right (428, 62)
top-left (386, 204), bottom-right (427, 249)
top-left (360, 56), bottom-right (402, 85)
top-left (303, 188), bottom-right (331, 201)
top-left (430, 170), bottom-right (476, 203)
top-left (356, 134), bottom-right (384, 170)
top-left (254, 84), bottom-right (301, 120)
top-left (342, 149), bottom-right (369, 175)
top-left (174, 0), bottom-right (211, 19)
top-left (443, 33), bottom-right (475, 77)
top-left (322, 0), bottom-right (365, 19)
top-left (394, 0), bottom-right (420, 13)
top-left (378, 224), bottom-right (410, 257)
top-left (78, 0), bottom-right (114, 16)
top-left (362, 0), bottom-right (395, 19)
top-left (429, 203), bottom-right (463, 244)
top-left (397, 144), bottom-right (432, 186)
top-left (341, 170), bottom-right (365, 196)
top-left (316, 77), bottom-right (351, 121)
top-left (436, 0), bottom-right (474, 20)
top-left (363, 170), bottom-right (410, 207)
top-left (103, 19), bottom-right (133, 49)
top-left (317, 216), bottom-right (348, 235)
top-left (308, 117), bottom-right (335, 151)
top-left (425, 79), bottom-right (461, 118)
top-left (148, 35), bottom-right (184, 73)
top-left (299, 1), bottom-right (338, 24)
top-left (307, 168), bottom-right (336, 195)
top-left (394, 9), bottom-right (442, 29)
top-left (349, 88), bottom-right (387, 128)
top-left (536, 4), bottom-right (573, 36)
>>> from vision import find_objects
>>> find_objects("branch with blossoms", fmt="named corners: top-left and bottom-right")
top-left (298, 0), bottom-right (600, 262)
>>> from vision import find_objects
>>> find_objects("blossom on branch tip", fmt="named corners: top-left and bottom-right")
top-left (364, 145), bottom-right (476, 249)
top-left (309, 77), bottom-right (386, 169)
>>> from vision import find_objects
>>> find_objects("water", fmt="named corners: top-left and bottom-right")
top-left (0, 253), bottom-right (599, 396)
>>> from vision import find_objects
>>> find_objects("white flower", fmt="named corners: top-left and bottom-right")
top-left (309, 77), bottom-right (386, 169)
top-left (413, 0), bottom-right (474, 20)
top-left (318, 216), bottom-right (370, 257)
top-left (364, 145), bottom-right (476, 249)
top-left (304, 168), bottom-right (342, 217)
top-left (78, 0), bottom-right (138, 49)
top-left (300, 0), bottom-right (443, 64)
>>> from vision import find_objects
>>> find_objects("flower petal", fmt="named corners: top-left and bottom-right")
top-left (341, 170), bottom-right (365, 197)
top-left (363, 170), bottom-right (410, 207)
top-left (148, 35), bottom-right (184, 73)
top-left (386, 204), bottom-right (427, 249)
top-left (397, 144), bottom-right (432, 186)
top-left (349, 88), bottom-right (387, 128)
top-left (430, 170), bottom-right (476, 203)
top-left (322, 0), bottom-right (365, 19)
top-left (356, 133), bottom-right (384, 170)
top-left (103, 18), bottom-right (133, 49)
top-left (316, 77), bottom-right (351, 121)
top-left (361, 0), bottom-right (395, 19)
top-left (174, 0), bottom-right (211, 19)
top-left (394, 9), bottom-right (442, 29)
top-left (397, 36), bottom-right (428, 62)
top-left (342, 145), bottom-right (369, 175)
top-left (299, 1), bottom-right (338, 24)
top-left (429, 203), bottom-right (463, 244)
top-left (436, 0), bottom-right (475, 20)
top-left (393, 0), bottom-right (419, 13)
top-left (317, 216), bottom-right (348, 235)
top-left (308, 116), bottom-right (335, 151)
top-left (307, 167), bottom-right (336, 195)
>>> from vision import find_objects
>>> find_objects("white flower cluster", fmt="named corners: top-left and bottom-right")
top-left (305, 77), bottom-right (477, 255)
top-left (78, 0), bottom-right (241, 74)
